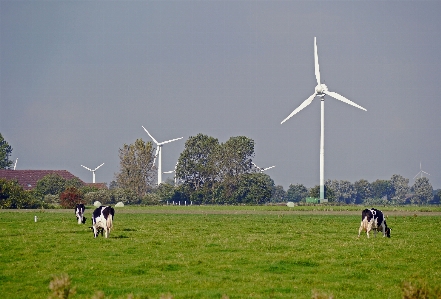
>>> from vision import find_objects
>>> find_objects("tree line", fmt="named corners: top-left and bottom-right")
top-left (113, 133), bottom-right (439, 205)
top-left (0, 132), bottom-right (439, 208)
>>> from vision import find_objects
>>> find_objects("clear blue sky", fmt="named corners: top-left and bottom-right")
top-left (1, 1), bottom-right (440, 190)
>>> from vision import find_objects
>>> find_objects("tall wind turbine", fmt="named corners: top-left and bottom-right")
top-left (142, 126), bottom-right (183, 185)
top-left (252, 162), bottom-right (275, 172)
top-left (414, 162), bottom-right (430, 179)
top-left (13, 158), bottom-right (18, 170)
top-left (281, 37), bottom-right (367, 201)
top-left (81, 163), bottom-right (104, 183)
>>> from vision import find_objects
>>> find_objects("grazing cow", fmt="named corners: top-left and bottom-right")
top-left (90, 206), bottom-right (115, 238)
top-left (75, 204), bottom-right (86, 224)
top-left (358, 208), bottom-right (391, 238)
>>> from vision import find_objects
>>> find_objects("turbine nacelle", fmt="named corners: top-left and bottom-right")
top-left (315, 84), bottom-right (328, 96)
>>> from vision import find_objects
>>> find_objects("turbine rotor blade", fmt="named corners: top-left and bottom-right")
top-left (81, 165), bottom-right (92, 172)
top-left (94, 163), bottom-right (105, 171)
top-left (263, 166), bottom-right (275, 171)
top-left (324, 91), bottom-right (367, 111)
top-left (163, 171), bottom-right (174, 174)
top-left (159, 137), bottom-right (184, 145)
top-left (142, 126), bottom-right (159, 145)
top-left (281, 93), bottom-right (316, 124)
top-left (314, 37), bottom-right (321, 85)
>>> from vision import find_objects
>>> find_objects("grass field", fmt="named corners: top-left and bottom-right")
top-left (1, 206), bottom-right (440, 298)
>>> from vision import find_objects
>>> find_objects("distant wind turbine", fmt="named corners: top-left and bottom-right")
top-left (142, 126), bottom-right (183, 185)
top-left (281, 37), bottom-right (367, 201)
top-left (13, 158), bottom-right (18, 170)
top-left (252, 162), bottom-right (275, 172)
top-left (81, 163), bottom-right (105, 183)
top-left (414, 162), bottom-right (430, 179)
top-left (163, 162), bottom-right (178, 186)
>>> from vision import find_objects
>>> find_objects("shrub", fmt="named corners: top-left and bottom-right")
top-left (48, 273), bottom-right (76, 299)
top-left (142, 192), bottom-right (161, 205)
top-left (0, 178), bottom-right (41, 209)
top-left (59, 187), bottom-right (83, 209)
top-left (84, 189), bottom-right (111, 205)
top-left (402, 278), bottom-right (441, 299)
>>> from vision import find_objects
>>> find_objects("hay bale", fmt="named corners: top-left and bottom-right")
top-left (115, 201), bottom-right (124, 207)
top-left (286, 201), bottom-right (295, 208)
top-left (93, 201), bottom-right (101, 207)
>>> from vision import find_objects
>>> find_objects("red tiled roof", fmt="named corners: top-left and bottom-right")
top-left (0, 170), bottom-right (85, 190)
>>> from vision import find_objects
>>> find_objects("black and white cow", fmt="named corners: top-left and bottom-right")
top-left (75, 204), bottom-right (86, 224)
top-left (358, 208), bottom-right (391, 238)
top-left (90, 206), bottom-right (115, 238)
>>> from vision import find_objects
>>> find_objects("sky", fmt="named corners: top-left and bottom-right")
top-left (1, 1), bottom-right (440, 190)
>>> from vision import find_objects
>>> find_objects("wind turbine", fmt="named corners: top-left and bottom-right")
top-left (252, 162), bottom-right (275, 172)
top-left (281, 37), bottom-right (367, 201)
top-left (13, 158), bottom-right (18, 170)
top-left (163, 162), bottom-right (178, 186)
top-left (414, 162), bottom-right (430, 179)
top-left (142, 126), bottom-right (183, 185)
top-left (81, 163), bottom-right (105, 183)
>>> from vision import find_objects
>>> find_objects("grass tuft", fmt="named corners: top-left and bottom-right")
top-left (48, 273), bottom-right (76, 299)
top-left (401, 278), bottom-right (441, 299)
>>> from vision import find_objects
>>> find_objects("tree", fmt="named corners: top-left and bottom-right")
top-left (390, 174), bottom-right (409, 204)
top-left (35, 174), bottom-right (69, 196)
top-left (176, 134), bottom-right (219, 191)
top-left (217, 136), bottom-right (254, 181)
top-left (371, 179), bottom-right (393, 200)
top-left (325, 180), bottom-right (355, 203)
top-left (271, 185), bottom-right (286, 203)
top-left (354, 179), bottom-right (372, 204)
top-left (286, 184), bottom-right (308, 202)
top-left (0, 133), bottom-right (13, 169)
top-left (412, 177), bottom-right (433, 204)
top-left (230, 173), bottom-right (274, 204)
top-left (115, 138), bottom-right (155, 198)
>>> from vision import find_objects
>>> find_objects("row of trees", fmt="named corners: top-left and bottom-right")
top-left (113, 134), bottom-right (439, 205)
top-left (280, 175), bottom-right (438, 205)
top-left (0, 132), bottom-right (439, 207)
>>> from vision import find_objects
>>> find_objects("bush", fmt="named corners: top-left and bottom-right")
top-left (44, 194), bottom-right (59, 204)
top-left (0, 178), bottom-right (42, 209)
top-left (59, 187), bottom-right (83, 209)
top-left (111, 188), bottom-right (138, 205)
top-left (141, 192), bottom-right (161, 205)
top-left (84, 189), bottom-right (111, 205)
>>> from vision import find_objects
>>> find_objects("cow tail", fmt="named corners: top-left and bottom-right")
top-left (107, 214), bottom-right (113, 230)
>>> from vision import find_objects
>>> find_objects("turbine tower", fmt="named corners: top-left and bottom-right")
top-left (281, 37), bottom-right (367, 201)
top-left (13, 158), bottom-right (18, 170)
top-left (414, 162), bottom-right (430, 179)
top-left (81, 163), bottom-right (104, 183)
top-left (142, 126), bottom-right (183, 185)
top-left (252, 162), bottom-right (275, 172)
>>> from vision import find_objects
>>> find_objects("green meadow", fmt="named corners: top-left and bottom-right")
top-left (0, 206), bottom-right (440, 299)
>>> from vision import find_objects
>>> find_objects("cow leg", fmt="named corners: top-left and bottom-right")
top-left (358, 221), bottom-right (364, 238)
